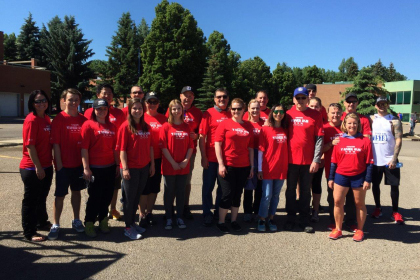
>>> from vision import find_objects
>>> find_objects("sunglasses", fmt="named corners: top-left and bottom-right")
top-left (346, 100), bottom-right (358, 104)
top-left (273, 110), bottom-right (284, 115)
top-left (147, 100), bottom-right (158, 105)
top-left (132, 91), bottom-right (143, 94)
top-left (34, 99), bottom-right (47, 104)
top-left (295, 96), bottom-right (307, 100)
top-left (377, 102), bottom-right (388, 107)
top-left (231, 107), bottom-right (243, 111)
top-left (215, 95), bottom-right (228, 100)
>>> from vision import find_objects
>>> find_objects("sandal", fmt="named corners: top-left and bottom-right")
top-left (30, 234), bottom-right (46, 242)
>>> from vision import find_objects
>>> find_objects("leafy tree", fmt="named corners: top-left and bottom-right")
top-left (338, 57), bottom-right (359, 80)
top-left (236, 56), bottom-right (272, 102)
top-left (343, 67), bottom-right (386, 115)
top-left (40, 15), bottom-right (94, 108)
top-left (271, 62), bottom-right (295, 107)
top-left (197, 31), bottom-right (231, 110)
top-left (140, 0), bottom-right (207, 106)
top-left (292, 67), bottom-right (304, 86)
top-left (106, 12), bottom-right (140, 102)
top-left (17, 13), bottom-right (44, 64)
top-left (302, 65), bottom-right (323, 84)
top-left (3, 33), bottom-right (18, 61)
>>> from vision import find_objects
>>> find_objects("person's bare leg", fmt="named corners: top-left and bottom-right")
top-left (147, 193), bottom-right (158, 213)
top-left (70, 191), bottom-right (81, 220)
top-left (353, 188), bottom-right (367, 230)
top-left (231, 206), bottom-right (239, 222)
top-left (333, 184), bottom-right (348, 230)
top-left (218, 207), bottom-right (229, 223)
top-left (139, 195), bottom-right (147, 217)
top-left (110, 189), bottom-right (119, 210)
top-left (312, 193), bottom-right (321, 212)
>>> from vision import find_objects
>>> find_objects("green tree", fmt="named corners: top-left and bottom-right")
top-left (40, 15), bottom-right (94, 108)
top-left (370, 59), bottom-right (388, 81)
top-left (106, 12), bottom-right (140, 102)
top-left (137, 18), bottom-right (150, 77)
top-left (343, 67), bottom-right (386, 115)
top-left (236, 56), bottom-right (272, 102)
top-left (272, 62), bottom-right (296, 107)
top-left (140, 0), bottom-right (207, 106)
top-left (17, 13), bottom-right (44, 64)
top-left (3, 33), bottom-right (18, 61)
top-left (292, 67), bottom-right (304, 86)
top-left (302, 65), bottom-right (324, 84)
top-left (197, 31), bottom-right (231, 110)
top-left (338, 57), bottom-right (359, 80)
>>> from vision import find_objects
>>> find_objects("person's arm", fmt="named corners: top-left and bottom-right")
top-left (323, 137), bottom-right (340, 152)
top-left (53, 144), bottom-right (63, 171)
top-left (257, 149), bottom-right (263, 180)
top-left (310, 136), bottom-right (323, 173)
top-left (120, 150), bottom-right (130, 180)
top-left (388, 119), bottom-right (403, 169)
top-left (363, 163), bottom-right (373, 190)
top-left (248, 147), bottom-right (254, 179)
top-left (215, 141), bottom-right (226, 177)
top-left (179, 148), bottom-right (193, 169)
top-left (81, 148), bottom-right (92, 181)
top-left (27, 145), bottom-right (45, 179)
top-left (199, 135), bottom-right (208, 169)
top-left (162, 148), bottom-right (181, 170)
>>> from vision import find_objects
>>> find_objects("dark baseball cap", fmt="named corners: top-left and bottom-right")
top-left (145, 92), bottom-right (159, 102)
top-left (181, 86), bottom-right (195, 95)
top-left (305, 84), bottom-right (317, 91)
top-left (376, 96), bottom-right (389, 104)
top-left (294, 87), bottom-right (308, 97)
top-left (345, 92), bottom-right (358, 101)
top-left (93, 98), bottom-right (108, 108)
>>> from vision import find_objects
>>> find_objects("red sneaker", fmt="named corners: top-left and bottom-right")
top-left (328, 229), bottom-right (343, 240)
top-left (391, 212), bottom-right (404, 224)
top-left (353, 230), bottom-right (364, 242)
top-left (371, 208), bottom-right (382, 219)
top-left (327, 223), bottom-right (336, 231)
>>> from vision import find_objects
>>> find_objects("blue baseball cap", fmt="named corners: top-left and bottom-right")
top-left (294, 87), bottom-right (308, 97)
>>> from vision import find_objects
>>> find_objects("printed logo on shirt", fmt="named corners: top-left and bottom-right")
top-left (253, 128), bottom-right (261, 135)
top-left (109, 117), bottom-right (117, 123)
top-left (231, 128), bottom-right (250, 136)
top-left (66, 124), bottom-right (82, 133)
top-left (372, 133), bottom-right (388, 143)
top-left (272, 134), bottom-right (287, 143)
top-left (44, 125), bottom-right (51, 132)
top-left (341, 145), bottom-right (362, 154)
top-left (149, 122), bottom-right (163, 129)
top-left (135, 131), bottom-right (151, 139)
top-left (330, 133), bottom-right (342, 141)
top-left (216, 117), bottom-right (229, 123)
top-left (291, 117), bottom-right (309, 126)
top-left (171, 131), bottom-right (189, 139)
top-left (184, 114), bottom-right (194, 123)
top-left (261, 116), bottom-right (268, 121)
top-left (97, 129), bottom-right (115, 137)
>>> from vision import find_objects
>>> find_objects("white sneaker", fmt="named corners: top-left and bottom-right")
top-left (124, 226), bottom-right (142, 240)
top-left (131, 223), bottom-right (146, 234)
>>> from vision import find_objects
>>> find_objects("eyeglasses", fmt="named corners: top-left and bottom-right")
top-left (147, 100), bottom-right (158, 105)
top-left (377, 103), bottom-right (388, 107)
top-left (215, 95), bottom-right (228, 100)
top-left (273, 110), bottom-right (284, 115)
top-left (295, 96), bottom-right (307, 100)
top-left (231, 107), bottom-right (243, 111)
top-left (346, 100), bottom-right (358, 104)
top-left (132, 91), bottom-right (143, 94)
top-left (34, 99), bottom-right (47, 104)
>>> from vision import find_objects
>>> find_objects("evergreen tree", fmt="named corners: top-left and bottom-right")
top-left (137, 18), bottom-right (150, 77)
top-left (272, 62), bottom-right (296, 107)
top-left (227, 50), bottom-right (241, 96)
top-left (3, 33), bottom-right (18, 61)
top-left (370, 59), bottom-right (388, 81)
top-left (197, 31), bottom-right (231, 110)
top-left (338, 57), bottom-right (359, 80)
top-left (106, 12), bottom-right (139, 102)
top-left (17, 13), bottom-right (43, 64)
top-left (343, 67), bottom-right (386, 115)
top-left (40, 15), bottom-right (94, 108)
top-left (140, 0), bottom-right (207, 106)
top-left (302, 65), bottom-right (324, 84)
top-left (292, 67), bottom-right (304, 86)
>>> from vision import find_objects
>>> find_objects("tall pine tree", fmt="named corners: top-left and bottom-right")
top-left (17, 13), bottom-right (43, 64)
top-left (4, 33), bottom-right (18, 61)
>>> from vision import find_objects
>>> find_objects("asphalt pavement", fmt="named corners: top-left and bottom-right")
top-left (0, 118), bottom-right (419, 280)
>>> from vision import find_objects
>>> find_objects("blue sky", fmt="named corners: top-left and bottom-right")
top-left (2, 0), bottom-right (419, 79)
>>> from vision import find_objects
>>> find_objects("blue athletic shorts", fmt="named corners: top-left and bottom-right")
top-left (334, 172), bottom-right (365, 188)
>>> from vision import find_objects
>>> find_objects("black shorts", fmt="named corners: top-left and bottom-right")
top-left (142, 158), bottom-right (162, 195)
top-left (55, 166), bottom-right (86, 197)
top-left (372, 165), bottom-right (400, 186)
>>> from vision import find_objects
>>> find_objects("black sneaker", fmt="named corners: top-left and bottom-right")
top-left (299, 223), bottom-right (315, 233)
top-left (231, 221), bottom-right (242, 232)
top-left (204, 215), bottom-right (213, 227)
top-left (284, 221), bottom-right (295, 231)
top-left (183, 206), bottom-right (194, 220)
top-left (146, 213), bottom-right (156, 225)
top-left (139, 216), bottom-right (148, 228)
top-left (216, 222), bottom-right (230, 233)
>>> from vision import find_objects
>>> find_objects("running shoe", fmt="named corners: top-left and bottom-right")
top-left (257, 219), bottom-right (266, 232)
top-left (217, 222), bottom-right (230, 233)
top-left (72, 219), bottom-right (85, 233)
top-left (391, 212), bottom-right (404, 224)
top-left (183, 206), bottom-right (193, 220)
top-left (353, 230), bottom-right (364, 242)
top-left (109, 209), bottom-right (122, 221)
top-left (85, 222), bottom-right (97, 237)
top-left (267, 220), bottom-right (277, 232)
top-left (165, 219), bottom-right (173, 230)
top-left (177, 218), bottom-right (187, 229)
top-left (48, 225), bottom-right (60, 240)
top-left (131, 223), bottom-right (146, 234)
top-left (99, 217), bottom-right (110, 233)
top-left (328, 229), bottom-right (343, 240)
top-left (299, 223), bottom-right (315, 233)
top-left (124, 227), bottom-right (142, 240)
top-left (243, 213), bottom-right (252, 223)
top-left (146, 213), bottom-right (156, 225)
top-left (371, 208), bottom-right (382, 219)
top-left (203, 215), bottom-right (213, 227)
top-left (311, 210), bottom-right (320, 223)
top-left (231, 221), bottom-right (242, 232)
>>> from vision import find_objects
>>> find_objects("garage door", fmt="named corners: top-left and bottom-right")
top-left (24, 93), bottom-right (30, 116)
top-left (0, 92), bottom-right (19, 117)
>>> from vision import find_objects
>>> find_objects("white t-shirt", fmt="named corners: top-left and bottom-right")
top-left (372, 114), bottom-right (396, 166)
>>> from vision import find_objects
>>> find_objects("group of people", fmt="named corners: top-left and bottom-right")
top-left (19, 83), bottom-right (404, 242)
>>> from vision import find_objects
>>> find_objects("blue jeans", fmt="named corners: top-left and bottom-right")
top-left (258, 179), bottom-right (284, 218)
top-left (202, 161), bottom-right (222, 216)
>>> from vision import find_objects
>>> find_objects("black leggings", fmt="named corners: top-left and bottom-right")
top-left (243, 181), bottom-right (262, 215)
top-left (311, 167), bottom-right (324, 195)
top-left (372, 184), bottom-right (399, 212)
top-left (218, 166), bottom-right (250, 209)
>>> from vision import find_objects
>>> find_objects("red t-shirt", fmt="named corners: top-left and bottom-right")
top-left (165, 105), bottom-right (203, 153)
top-left (249, 120), bottom-right (264, 149)
top-left (159, 122), bottom-right (194, 175)
top-left (331, 135), bottom-right (374, 176)
top-left (84, 106), bottom-right (126, 132)
top-left (80, 120), bottom-right (117, 166)
top-left (144, 113), bottom-right (167, 159)
top-left (286, 106), bottom-right (324, 165)
top-left (20, 113), bottom-right (52, 169)
top-left (341, 112), bottom-right (372, 135)
top-left (199, 107), bottom-right (231, 162)
top-left (323, 123), bottom-right (343, 179)
top-left (122, 106), bottom-right (129, 119)
top-left (50, 111), bottom-right (86, 168)
top-left (306, 105), bottom-right (328, 124)
top-left (214, 119), bottom-right (254, 167)
top-left (259, 126), bottom-right (288, 180)
top-left (243, 107), bottom-right (270, 122)
top-left (116, 121), bottom-right (151, 169)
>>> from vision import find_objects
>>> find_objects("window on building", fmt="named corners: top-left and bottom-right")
top-left (396, 91), bottom-right (403, 104)
top-left (403, 91), bottom-right (411, 104)
top-left (413, 91), bottom-right (420, 105)
top-left (389, 92), bottom-right (396, 104)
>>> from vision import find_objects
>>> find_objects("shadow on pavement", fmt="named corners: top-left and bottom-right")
top-left (0, 117), bottom-right (25, 124)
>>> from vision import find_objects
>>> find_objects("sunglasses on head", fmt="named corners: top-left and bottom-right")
top-left (273, 110), bottom-right (284, 115)
top-left (215, 95), bottom-right (228, 100)
top-left (34, 99), bottom-right (47, 104)
top-left (147, 100), bottom-right (158, 105)
top-left (231, 107), bottom-right (243, 111)
top-left (295, 96), bottom-right (307, 100)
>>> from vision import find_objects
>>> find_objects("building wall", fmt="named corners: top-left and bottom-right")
top-left (315, 83), bottom-right (353, 109)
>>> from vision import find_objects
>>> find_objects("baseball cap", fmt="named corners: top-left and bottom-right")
top-left (376, 96), bottom-right (389, 104)
top-left (294, 87), bottom-right (308, 97)
top-left (305, 84), bottom-right (317, 91)
top-left (345, 92), bottom-right (358, 101)
top-left (145, 92), bottom-right (159, 102)
top-left (93, 98), bottom-right (108, 109)
top-left (181, 86), bottom-right (195, 95)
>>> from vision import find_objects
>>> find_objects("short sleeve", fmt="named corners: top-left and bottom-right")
top-left (80, 122), bottom-right (91, 150)
top-left (316, 113), bottom-right (324, 137)
top-left (199, 111), bottom-right (209, 135)
top-left (24, 119), bottom-right (38, 146)
top-left (330, 145), bottom-right (337, 164)
top-left (214, 121), bottom-right (226, 143)
top-left (365, 138), bottom-right (374, 164)
top-left (258, 129), bottom-right (267, 152)
top-left (159, 123), bottom-right (169, 149)
top-left (361, 117), bottom-right (372, 136)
